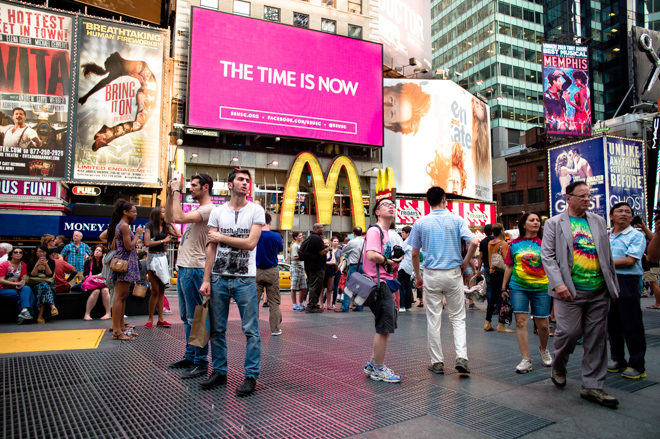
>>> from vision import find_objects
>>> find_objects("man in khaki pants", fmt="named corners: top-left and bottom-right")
top-left (256, 213), bottom-right (284, 336)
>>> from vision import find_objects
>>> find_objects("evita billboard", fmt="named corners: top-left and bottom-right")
top-left (186, 8), bottom-right (383, 147)
top-left (548, 136), bottom-right (646, 225)
top-left (0, 1), bottom-right (169, 188)
top-left (542, 43), bottom-right (591, 137)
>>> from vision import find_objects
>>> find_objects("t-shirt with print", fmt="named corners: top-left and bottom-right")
top-left (208, 202), bottom-right (265, 277)
top-left (504, 237), bottom-right (548, 291)
top-left (570, 216), bottom-right (605, 291)
top-left (290, 242), bottom-right (304, 269)
top-left (176, 203), bottom-right (214, 269)
top-left (362, 225), bottom-right (393, 281)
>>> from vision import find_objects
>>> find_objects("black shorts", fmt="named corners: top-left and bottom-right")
top-left (369, 281), bottom-right (398, 334)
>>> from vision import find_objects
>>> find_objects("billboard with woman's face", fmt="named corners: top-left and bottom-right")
top-left (382, 79), bottom-right (492, 201)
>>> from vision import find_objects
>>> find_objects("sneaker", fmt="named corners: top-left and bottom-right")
top-left (236, 377), bottom-right (257, 396)
top-left (300, 303), bottom-right (306, 310)
top-left (399, 308), bottom-right (406, 313)
top-left (163, 308), bottom-right (173, 315)
top-left (370, 365), bottom-right (401, 383)
top-left (293, 304), bottom-right (301, 311)
top-left (516, 358), bottom-right (533, 374)
top-left (607, 360), bottom-right (627, 373)
top-left (456, 358), bottom-right (470, 374)
top-left (620, 367), bottom-right (647, 379)
top-left (262, 302), bottom-right (269, 308)
top-left (468, 303), bottom-right (479, 310)
top-left (364, 362), bottom-right (375, 375)
top-left (551, 368), bottom-right (566, 388)
top-left (580, 386), bottom-right (619, 407)
top-left (428, 362), bottom-right (444, 374)
top-left (271, 330), bottom-right (282, 336)
top-left (539, 348), bottom-right (553, 367)
top-left (18, 309), bottom-right (32, 320)
top-left (157, 320), bottom-right (172, 328)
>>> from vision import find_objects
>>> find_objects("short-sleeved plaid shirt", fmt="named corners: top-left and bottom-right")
top-left (61, 242), bottom-right (91, 272)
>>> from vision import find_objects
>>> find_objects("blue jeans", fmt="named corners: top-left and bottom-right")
top-left (341, 264), bottom-right (363, 311)
top-left (0, 286), bottom-right (36, 313)
top-left (510, 288), bottom-right (551, 318)
top-left (177, 267), bottom-right (208, 366)
top-left (209, 275), bottom-right (261, 379)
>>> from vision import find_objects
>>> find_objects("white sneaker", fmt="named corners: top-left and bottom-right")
top-left (163, 309), bottom-right (172, 315)
top-left (539, 348), bottom-right (553, 367)
top-left (271, 330), bottom-right (282, 336)
top-left (370, 365), bottom-right (401, 383)
top-left (516, 358), bottom-right (532, 374)
top-left (398, 308), bottom-right (406, 313)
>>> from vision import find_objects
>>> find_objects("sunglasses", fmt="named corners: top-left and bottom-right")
top-left (12, 251), bottom-right (23, 255)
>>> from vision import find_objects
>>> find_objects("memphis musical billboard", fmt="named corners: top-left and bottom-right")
top-left (187, 8), bottom-right (383, 147)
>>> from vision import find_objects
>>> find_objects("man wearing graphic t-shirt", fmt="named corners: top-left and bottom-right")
top-left (541, 181), bottom-right (619, 408)
top-left (200, 169), bottom-right (265, 396)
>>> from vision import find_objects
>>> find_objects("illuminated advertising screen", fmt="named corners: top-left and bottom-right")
top-left (72, 18), bottom-right (167, 187)
top-left (382, 79), bottom-right (492, 201)
top-left (548, 136), bottom-right (646, 224)
top-left (187, 8), bottom-right (383, 147)
top-left (380, 0), bottom-right (432, 77)
top-left (396, 198), bottom-right (496, 226)
top-left (542, 43), bottom-right (591, 137)
top-left (0, 1), bottom-right (73, 179)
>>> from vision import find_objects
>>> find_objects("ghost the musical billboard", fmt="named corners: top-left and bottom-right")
top-left (72, 18), bottom-right (166, 186)
top-left (542, 43), bottom-right (591, 137)
top-left (0, 1), bottom-right (73, 178)
top-left (382, 79), bottom-right (492, 201)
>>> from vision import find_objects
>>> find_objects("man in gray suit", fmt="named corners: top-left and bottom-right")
top-left (541, 181), bottom-right (620, 408)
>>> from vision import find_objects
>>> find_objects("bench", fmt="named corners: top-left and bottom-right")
top-left (0, 284), bottom-right (152, 324)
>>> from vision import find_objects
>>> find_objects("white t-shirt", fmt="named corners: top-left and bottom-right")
top-left (207, 202), bottom-right (265, 277)
top-left (2, 125), bottom-right (38, 149)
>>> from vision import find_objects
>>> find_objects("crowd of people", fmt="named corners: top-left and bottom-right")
top-left (1, 172), bottom-right (655, 406)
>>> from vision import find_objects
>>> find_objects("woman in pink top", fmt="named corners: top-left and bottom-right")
top-left (0, 247), bottom-right (36, 323)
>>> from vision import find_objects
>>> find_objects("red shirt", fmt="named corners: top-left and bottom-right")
top-left (53, 259), bottom-right (75, 293)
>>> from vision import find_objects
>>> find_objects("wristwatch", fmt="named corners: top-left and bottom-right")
top-left (172, 190), bottom-right (181, 194)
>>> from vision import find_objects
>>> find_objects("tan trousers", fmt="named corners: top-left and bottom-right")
top-left (257, 266), bottom-right (282, 332)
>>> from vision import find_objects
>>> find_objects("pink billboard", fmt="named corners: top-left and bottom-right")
top-left (187, 8), bottom-right (383, 147)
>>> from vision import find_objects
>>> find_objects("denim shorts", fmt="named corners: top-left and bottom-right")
top-left (510, 288), bottom-right (551, 318)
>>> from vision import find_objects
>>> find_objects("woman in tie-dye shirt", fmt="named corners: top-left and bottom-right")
top-left (502, 212), bottom-right (552, 374)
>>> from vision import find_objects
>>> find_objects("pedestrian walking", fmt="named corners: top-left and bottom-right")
top-left (256, 213), bottom-right (284, 336)
top-left (398, 226), bottom-right (414, 312)
top-left (541, 181), bottom-right (620, 407)
top-left (501, 212), bottom-right (552, 373)
top-left (607, 202), bottom-right (647, 379)
top-left (410, 187), bottom-right (477, 375)
top-left (487, 224), bottom-right (514, 333)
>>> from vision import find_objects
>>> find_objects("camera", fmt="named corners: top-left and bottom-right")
top-left (631, 216), bottom-right (642, 227)
top-left (392, 245), bottom-right (404, 259)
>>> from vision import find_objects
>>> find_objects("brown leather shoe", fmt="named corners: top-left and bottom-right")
top-left (334, 308), bottom-right (347, 312)
top-left (305, 308), bottom-right (324, 313)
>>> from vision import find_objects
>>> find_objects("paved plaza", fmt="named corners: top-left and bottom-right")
top-left (2, 291), bottom-right (659, 439)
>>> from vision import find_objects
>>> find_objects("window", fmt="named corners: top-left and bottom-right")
top-left (348, 24), bottom-right (362, 39)
top-left (537, 166), bottom-right (544, 181)
top-left (510, 170), bottom-right (517, 185)
top-left (348, 0), bottom-right (362, 14)
top-left (264, 6), bottom-right (280, 22)
top-left (233, 0), bottom-right (250, 16)
top-left (511, 5), bottom-right (522, 19)
top-left (528, 187), bottom-right (545, 204)
top-left (322, 0), bottom-right (337, 7)
top-left (294, 12), bottom-right (309, 28)
top-left (201, 0), bottom-right (218, 8)
top-left (322, 19), bottom-right (337, 34)
top-left (498, 1), bottom-right (510, 15)
top-left (501, 190), bottom-right (524, 206)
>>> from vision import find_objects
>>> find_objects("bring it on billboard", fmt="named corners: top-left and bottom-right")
top-left (186, 8), bottom-right (383, 147)
top-left (542, 43), bottom-right (592, 137)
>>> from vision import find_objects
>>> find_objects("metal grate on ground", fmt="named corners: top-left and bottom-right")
top-left (11, 304), bottom-right (660, 438)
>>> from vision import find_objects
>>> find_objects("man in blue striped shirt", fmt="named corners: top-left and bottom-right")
top-left (607, 202), bottom-right (646, 380)
top-left (410, 187), bottom-right (478, 375)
